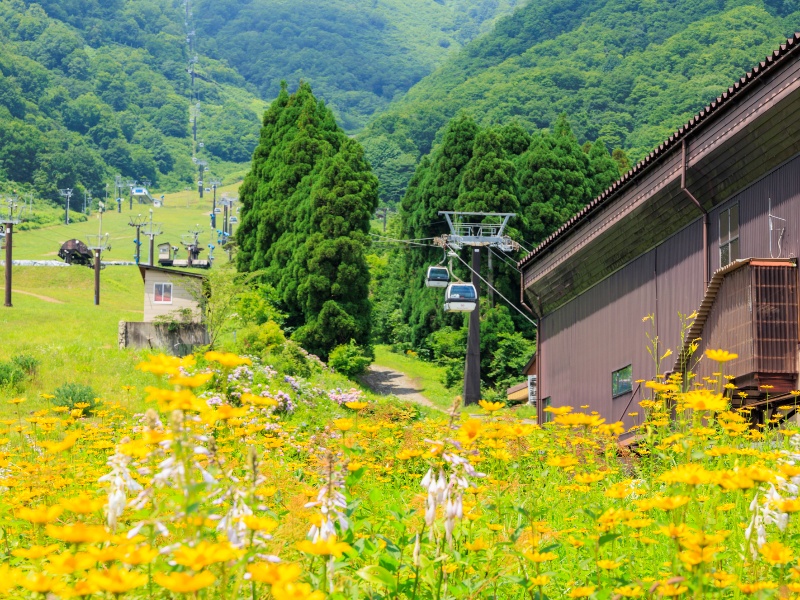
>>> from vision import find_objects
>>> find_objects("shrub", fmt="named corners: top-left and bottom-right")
top-left (237, 321), bottom-right (285, 356)
top-left (12, 353), bottom-right (39, 377)
top-left (328, 340), bottom-right (371, 378)
top-left (53, 382), bottom-right (98, 414)
top-left (0, 361), bottom-right (27, 390)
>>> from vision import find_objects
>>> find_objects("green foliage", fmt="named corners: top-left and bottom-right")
top-left (236, 321), bottom-right (286, 357)
top-left (360, 0), bottom-right (797, 201)
top-left (0, 360), bottom-right (27, 390)
top-left (52, 382), bottom-right (98, 414)
top-left (193, 0), bottom-right (519, 132)
top-left (237, 83), bottom-right (378, 360)
top-left (328, 340), bottom-right (372, 378)
top-left (487, 331), bottom-right (536, 391)
top-left (0, 0), bottom-right (265, 198)
top-left (11, 353), bottom-right (39, 377)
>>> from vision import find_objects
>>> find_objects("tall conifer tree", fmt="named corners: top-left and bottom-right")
top-left (237, 83), bottom-right (378, 359)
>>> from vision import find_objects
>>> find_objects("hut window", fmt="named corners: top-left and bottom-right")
top-left (719, 204), bottom-right (739, 267)
top-left (154, 282), bottom-right (173, 304)
top-left (612, 365), bottom-right (633, 397)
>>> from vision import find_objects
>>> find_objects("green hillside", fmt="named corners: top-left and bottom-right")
top-left (360, 0), bottom-right (800, 203)
top-left (192, 0), bottom-right (522, 131)
top-left (0, 0), bottom-right (266, 202)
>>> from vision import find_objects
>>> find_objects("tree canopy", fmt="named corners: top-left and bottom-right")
top-left (237, 83), bottom-right (378, 360)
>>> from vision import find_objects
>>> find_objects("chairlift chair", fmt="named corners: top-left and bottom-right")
top-left (444, 283), bottom-right (477, 312)
top-left (426, 266), bottom-right (450, 288)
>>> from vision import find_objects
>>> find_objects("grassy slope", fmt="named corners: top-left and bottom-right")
top-left (12, 183), bottom-right (240, 264)
top-left (0, 185), bottom-right (244, 417)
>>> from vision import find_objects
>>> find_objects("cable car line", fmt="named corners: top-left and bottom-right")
top-left (446, 243), bottom-right (536, 326)
top-left (488, 246), bottom-right (521, 273)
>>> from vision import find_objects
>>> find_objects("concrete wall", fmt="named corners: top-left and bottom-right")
top-left (119, 321), bottom-right (209, 356)
top-left (143, 270), bottom-right (201, 323)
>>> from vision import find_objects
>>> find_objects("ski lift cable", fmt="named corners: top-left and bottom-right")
top-left (370, 233), bottom-right (437, 243)
top-left (488, 247), bottom-right (521, 273)
top-left (447, 244), bottom-right (537, 326)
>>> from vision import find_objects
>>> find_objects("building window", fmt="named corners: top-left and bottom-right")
top-left (719, 204), bottom-right (739, 267)
top-left (612, 365), bottom-right (633, 397)
top-left (541, 397), bottom-right (552, 423)
top-left (154, 282), bottom-right (173, 304)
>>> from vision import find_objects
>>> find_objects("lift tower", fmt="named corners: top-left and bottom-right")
top-left (437, 211), bottom-right (518, 405)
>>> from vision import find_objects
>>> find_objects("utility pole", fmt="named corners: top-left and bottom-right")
top-left (143, 208), bottom-right (163, 266)
top-left (437, 211), bottom-right (519, 405)
top-left (87, 206), bottom-right (110, 306)
top-left (181, 226), bottom-right (203, 267)
top-left (126, 180), bottom-right (136, 210)
top-left (376, 205), bottom-right (395, 232)
top-left (129, 214), bottom-right (147, 265)
top-left (58, 188), bottom-right (73, 225)
top-left (1, 197), bottom-right (25, 308)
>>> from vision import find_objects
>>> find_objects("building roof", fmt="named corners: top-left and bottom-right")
top-left (137, 264), bottom-right (206, 282)
top-left (519, 32), bottom-right (800, 270)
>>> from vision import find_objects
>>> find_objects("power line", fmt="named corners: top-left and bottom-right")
top-left (448, 244), bottom-right (536, 326)
top-left (489, 246), bottom-right (521, 273)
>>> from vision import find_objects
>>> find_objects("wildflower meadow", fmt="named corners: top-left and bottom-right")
top-left (1, 348), bottom-right (800, 599)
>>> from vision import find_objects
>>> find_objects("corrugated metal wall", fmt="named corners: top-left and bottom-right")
top-left (541, 153), bottom-right (800, 423)
top-left (655, 219), bottom-right (706, 361)
top-left (540, 252), bottom-right (656, 425)
top-left (541, 219), bottom-right (705, 423)
top-left (710, 154), bottom-right (800, 272)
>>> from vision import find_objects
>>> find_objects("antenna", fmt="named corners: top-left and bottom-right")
top-left (768, 198), bottom-right (787, 259)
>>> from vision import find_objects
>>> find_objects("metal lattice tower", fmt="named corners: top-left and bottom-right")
top-left (437, 211), bottom-right (519, 405)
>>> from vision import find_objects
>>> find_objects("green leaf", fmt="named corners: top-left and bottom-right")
top-left (599, 533), bottom-right (622, 546)
top-left (357, 565), bottom-right (397, 590)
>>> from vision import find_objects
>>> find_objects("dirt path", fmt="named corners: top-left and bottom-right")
top-left (13, 290), bottom-right (64, 304)
top-left (360, 365), bottom-right (438, 410)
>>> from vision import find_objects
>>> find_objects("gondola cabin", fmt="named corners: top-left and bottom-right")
top-left (444, 283), bottom-right (477, 312)
top-left (426, 266), bottom-right (450, 288)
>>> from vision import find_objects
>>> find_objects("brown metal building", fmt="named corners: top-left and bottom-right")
top-left (519, 33), bottom-right (800, 428)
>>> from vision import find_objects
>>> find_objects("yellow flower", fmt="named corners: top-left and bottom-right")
top-left (568, 586), bottom-right (596, 597)
top-left (650, 496), bottom-right (690, 511)
top-left (247, 562), bottom-right (302, 585)
top-left (204, 351), bottom-right (252, 368)
top-left (242, 515), bottom-right (278, 532)
top-left (7, 397), bottom-right (25, 405)
top-left (657, 583), bottom-right (688, 596)
top-left (272, 581), bottom-right (325, 600)
top-left (242, 393), bottom-right (279, 407)
top-left (47, 551), bottom-right (96, 574)
top-left (172, 542), bottom-right (241, 570)
top-left (41, 432), bottom-right (81, 453)
top-left (464, 538), bottom-right (489, 551)
top-left (154, 571), bottom-right (216, 593)
top-left (682, 390), bottom-right (727, 412)
top-left (597, 559), bottom-right (621, 569)
top-left (614, 585), bottom-right (644, 597)
top-left (705, 349), bottom-right (738, 362)
top-left (296, 537), bottom-right (352, 558)
top-left (529, 575), bottom-right (550, 586)
top-left (575, 472), bottom-right (606, 484)
top-left (547, 455), bottom-right (579, 468)
top-left (333, 418), bottom-right (353, 432)
top-left (46, 524), bottom-right (111, 544)
top-left (759, 541), bottom-right (794, 565)
top-left (737, 581), bottom-right (778, 593)
top-left (137, 353), bottom-right (195, 376)
top-left (122, 545), bottom-right (159, 566)
top-left (460, 419), bottom-right (482, 442)
top-left (87, 567), bottom-right (148, 594)
top-left (524, 550), bottom-right (557, 563)
top-left (478, 399), bottom-right (504, 412)
top-left (59, 494), bottom-right (106, 515)
top-left (12, 544), bottom-right (61, 559)
top-left (777, 498), bottom-right (800, 513)
top-left (168, 372), bottom-right (214, 388)
top-left (18, 573), bottom-right (64, 594)
top-left (345, 401), bottom-right (368, 410)
top-left (543, 405), bottom-right (573, 415)
top-left (18, 505), bottom-right (63, 524)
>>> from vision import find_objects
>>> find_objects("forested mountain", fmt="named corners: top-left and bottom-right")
top-left (0, 0), bottom-right (265, 201)
top-left (193, 0), bottom-right (521, 132)
top-left (361, 0), bottom-right (800, 204)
